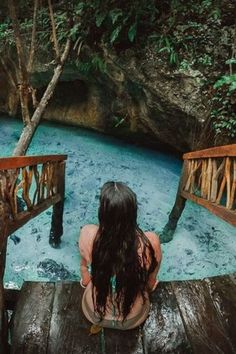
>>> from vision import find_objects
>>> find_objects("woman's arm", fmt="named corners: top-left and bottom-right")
top-left (80, 256), bottom-right (91, 287)
top-left (78, 225), bottom-right (94, 287)
top-left (146, 232), bottom-right (162, 292)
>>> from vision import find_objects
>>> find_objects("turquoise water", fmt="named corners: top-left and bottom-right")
top-left (0, 116), bottom-right (235, 288)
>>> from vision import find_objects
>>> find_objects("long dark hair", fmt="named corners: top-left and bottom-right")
top-left (91, 181), bottom-right (157, 321)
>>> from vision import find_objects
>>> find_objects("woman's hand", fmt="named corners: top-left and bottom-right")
top-left (147, 278), bottom-right (159, 293)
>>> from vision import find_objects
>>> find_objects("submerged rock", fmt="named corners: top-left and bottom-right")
top-left (37, 258), bottom-right (77, 281)
top-left (10, 234), bottom-right (21, 245)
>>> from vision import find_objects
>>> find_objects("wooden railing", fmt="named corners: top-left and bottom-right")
top-left (0, 154), bottom-right (67, 352)
top-left (162, 144), bottom-right (236, 243)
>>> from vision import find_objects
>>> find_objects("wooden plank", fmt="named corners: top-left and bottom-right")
top-left (6, 194), bottom-right (61, 236)
top-left (172, 280), bottom-right (235, 353)
top-left (181, 190), bottom-right (236, 226)
top-left (183, 144), bottom-right (236, 159)
top-left (104, 327), bottom-right (143, 354)
top-left (204, 275), bottom-right (236, 351)
top-left (11, 282), bottom-right (55, 354)
top-left (48, 282), bottom-right (101, 354)
top-left (0, 155), bottom-right (67, 170)
top-left (142, 282), bottom-right (192, 353)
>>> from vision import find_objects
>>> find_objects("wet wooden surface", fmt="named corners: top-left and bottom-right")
top-left (47, 282), bottom-right (101, 354)
top-left (10, 274), bottom-right (236, 354)
top-left (11, 282), bottom-right (55, 354)
top-left (172, 280), bottom-right (234, 354)
top-left (142, 282), bottom-right (192, 354)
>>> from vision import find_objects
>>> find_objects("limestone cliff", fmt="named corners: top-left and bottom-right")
top-left (0, 0), bottom-right (235, 153)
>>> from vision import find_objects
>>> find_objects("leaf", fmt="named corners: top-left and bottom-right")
top-left (96, 12), bottom-right (106, 27)
top-left (89, 324), bottom-right (103, 335)
top-left (75, 2), bottom-right (85, 15)
top-left (115, 118), bottom-right (125, 127)
top-left (110, 25), bottom-right (122, 44)
top-left (213, 76), bottom-right (231, 89)
top-left (229, 82), bottom-right (236, 92)
top-left (170, 51), bottom-right (177, 65)
top-left (158, 46), bottom-right (169, 53)
top-left (164, 36), bottom-right (171, 48)
top-left (69, 24), bottom-right (79, 41)
top-left (128, 22), bottom-right (137, 43)
top-left (226, 58), bottom-right (236, 65)
top-left (109, 9), bottom-right (122, 24)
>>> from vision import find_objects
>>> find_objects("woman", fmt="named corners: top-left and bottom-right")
top-left (78, 181), bottom-right (162, 330)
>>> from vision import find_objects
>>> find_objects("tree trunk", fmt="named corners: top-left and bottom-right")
top-left (8, 0), bottom-right (31, 126)
top-left (13, 38), bottom-right (71, 156)
top-left (0, 57), bottom-right (17, 89)
top-left (48, 0), bottom-right (60, 58)
top-left (27, 0), bottom-right (39, 73)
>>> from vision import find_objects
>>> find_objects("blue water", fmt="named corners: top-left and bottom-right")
top-left (0, 116), bottom-right (235, 288)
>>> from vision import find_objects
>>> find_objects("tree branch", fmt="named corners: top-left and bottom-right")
top-left (48, 0), bottom-right (60, 58)
top-left (27, 0), bottom-right (39, 73)
top-left (8, 0), bottom-right (31, 126)
top-left (13, 38), bottom-right (71, 156)
top-left (0, 57), bottom-right (17, 89)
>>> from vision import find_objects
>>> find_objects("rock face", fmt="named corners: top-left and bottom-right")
top-left (1, 56), bottom-right (208, 153)
top-left (97, 48), bottom-right (209, 152)
top-left (0, 54), bottom-right (218, 153)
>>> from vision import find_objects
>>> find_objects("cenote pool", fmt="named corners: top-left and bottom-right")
top-left (1, 116), bottom-right (236, 289)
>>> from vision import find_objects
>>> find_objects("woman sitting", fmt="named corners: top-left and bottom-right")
top-left (78, 181), bottom-right (162, 330)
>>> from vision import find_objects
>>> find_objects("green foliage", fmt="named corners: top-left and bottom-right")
top-left (197, 53), bottom-right (213, 66)
top-left (149, 33), bottom-right (179, 66)
top-left (214, 74), bottom-right (236, 92)
top-left (110, 25), bottom-right (122, 44)
top-left (211, 72), bottom-right (236, 139)
top-left (0, 22), bottom-right (13, 45)
top-left (0, 0), bottom-right (234, 145)
top-left (109, 9), bottom-right (123, 25)
top-left (0, 0), bottom-right (224, 64)
top-left (213, 117), bottom-right (236, 138)
top-left (128, 22), bottom-right (137, 43)
top-left (93, 5), bottom-right (137, 45)
top-left (95, 12), bottom-right (106, 27)
top-left (75, 54), bottom-right (107, 75)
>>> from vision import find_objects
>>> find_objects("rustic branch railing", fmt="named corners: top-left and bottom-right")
top-left (161, 144), bottom-right (236, 243)
top-left (0, 154), bottom-right (67, 352)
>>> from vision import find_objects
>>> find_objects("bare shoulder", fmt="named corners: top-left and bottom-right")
top-left (144, 231), bottom-right (162, 261)
top-left (145, 231), bottom-right (160, 242)
top-left (78, 224), bottom-right (98, 244)
top-left (81, 224), bottom-right (99, 234)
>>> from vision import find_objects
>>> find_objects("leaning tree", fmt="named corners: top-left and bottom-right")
top-left (3, 0), bottom-right (83, 156)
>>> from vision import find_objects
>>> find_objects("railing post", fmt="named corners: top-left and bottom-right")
top-left (49, 161), bottom-right (65, 248)
top-left (161, 161), bottom-right (188, 243)
top-left (0, 204), bottom-right (9, 353)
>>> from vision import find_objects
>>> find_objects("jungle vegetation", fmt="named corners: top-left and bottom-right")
top-left (0, 0), bottom-right (235, 153)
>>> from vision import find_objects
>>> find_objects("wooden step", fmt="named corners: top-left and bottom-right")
top-left (10, 275), bottom-right (236, 354)
top-left (10, 281), bottom-right (143, 354)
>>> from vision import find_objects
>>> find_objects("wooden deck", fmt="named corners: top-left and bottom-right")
top-left (9, 273), bottom-right (236, 354)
